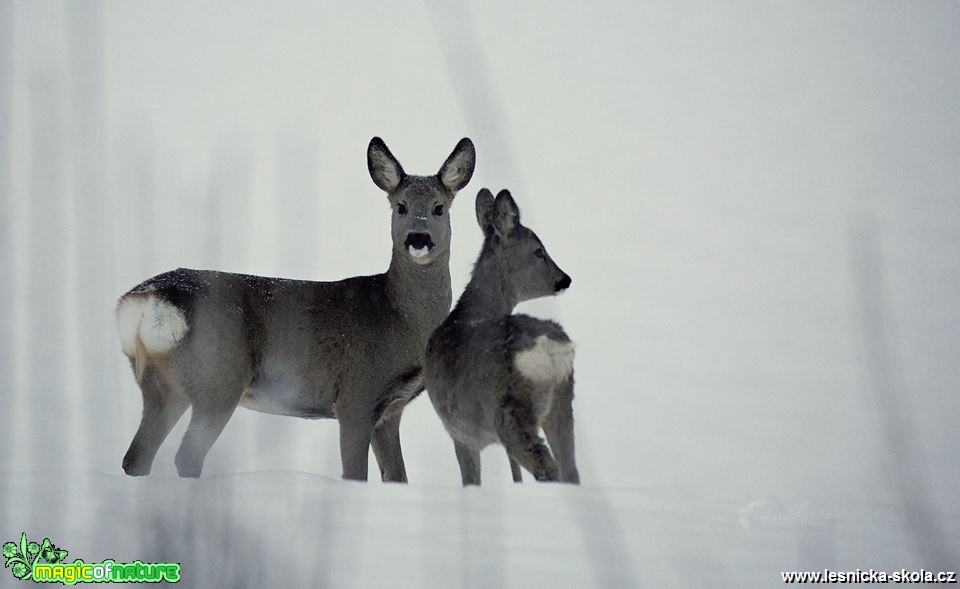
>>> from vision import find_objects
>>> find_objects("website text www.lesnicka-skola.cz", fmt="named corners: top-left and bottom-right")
top-left (782, 568), bottom-right (957, 584)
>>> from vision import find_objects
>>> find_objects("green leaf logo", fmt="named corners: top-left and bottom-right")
top-left (3, 533), bottom-right (34, 581)
top-left (40, 538), bottom-right (67, 564)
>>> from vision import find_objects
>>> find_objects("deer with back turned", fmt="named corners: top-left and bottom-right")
top-left (424, 188), bottom-right (579, 485)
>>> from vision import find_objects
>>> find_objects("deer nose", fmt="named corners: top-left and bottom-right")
top-left (555, 274), bottom-right (571, 292)
top-left (404, 232), bottom-right (434, 250)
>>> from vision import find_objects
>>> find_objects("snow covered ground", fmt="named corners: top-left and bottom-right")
top-left (2, 1), bottom-right (959, 587)
top-left (3, 470), bottom-right (957, 587)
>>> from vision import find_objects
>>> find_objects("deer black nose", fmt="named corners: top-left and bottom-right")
top-left (555, 274), bottom-right (571, 292)
top-left (404, 232), bottom-right (434, 250)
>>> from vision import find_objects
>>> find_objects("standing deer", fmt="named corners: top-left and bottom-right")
top-left (424, 189), bottom-right (579, 485)
top-left (115, 137), bottom-right (475, 480)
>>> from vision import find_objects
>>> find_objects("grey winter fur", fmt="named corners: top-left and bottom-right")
top-left (424, 189), bottom-right (579, 485)
top-left (115, 137), bottom-right (476, 480)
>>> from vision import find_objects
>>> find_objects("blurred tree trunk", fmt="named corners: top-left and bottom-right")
top-left (276, 129), bottom-right (319, 276)
top-left (269, 130), bottom-right (318, 468)
top-left (205, 140), bottom-right (254, 472)
top-left (0, 0), bottom-right (14, 475)
top-left (132, 135), bottom-right (156, 276)
top-left (66, 0), bottom-right (110, 473)
top-left (27, 70), bottom-right (68, 478)
top-left (205, 160), bottom-right (224, 269)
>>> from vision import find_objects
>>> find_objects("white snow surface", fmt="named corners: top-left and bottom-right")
top-left (2, 470), bottom-right (956, 588)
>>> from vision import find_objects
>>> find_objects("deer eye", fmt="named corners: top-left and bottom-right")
top-left (397, 203), bottom-right (408, 215)
top-left (433, 204), bottom-right (444, 216)
top-left (533, 248), bottom-right (545, 259)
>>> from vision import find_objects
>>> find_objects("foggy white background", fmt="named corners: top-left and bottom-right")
top-left (1, 1), bottom-right (958, 586)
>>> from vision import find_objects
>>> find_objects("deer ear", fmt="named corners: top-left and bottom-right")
top-left (438, 138), bottom-right (476, 193)
top-left (493, 189), bottom-right (520, 238)
top-left (475, 188), bottom-right (495, 236)
top-left (368, 137), bottom-right (405, 193)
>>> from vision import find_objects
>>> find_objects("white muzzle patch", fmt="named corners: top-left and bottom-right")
top-left (408, 245), bottom-right (430, 259)
top-left (514, 335), bottom-right (575, 383)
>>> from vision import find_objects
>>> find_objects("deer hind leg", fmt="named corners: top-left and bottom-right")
top-left (495, 394), bottom-right (559, 482)
top-left (122, 360), bottom-right (190, 476)
top-left (171, 361), bottom-right (247, 478)
top-left (371, 414), bottom-right (407, 483)
top-left (542, 378), bottom-right (580, 484)
top-left (454, 441), bottom-right (482, 486)
top-left (174, 400), bottom-right (240, 478)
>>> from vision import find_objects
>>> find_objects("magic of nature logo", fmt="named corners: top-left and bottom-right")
top-left (3, 533), bottom-right (180, 584)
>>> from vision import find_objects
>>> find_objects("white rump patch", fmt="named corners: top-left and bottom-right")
top-left (514, 335), bottom-right (575, 383)
top-left (115, 293), bottom-right (189, 357)
top-left (408, 244), bottom-right (430, 259)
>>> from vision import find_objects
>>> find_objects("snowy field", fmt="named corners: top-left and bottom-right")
top-left (2, 1), bottom-right (959, 587)
top-left (1, 470), bottom-right (955, 587)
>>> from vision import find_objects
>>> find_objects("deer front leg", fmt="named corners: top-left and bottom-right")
top-left (542, 379), bottom-right (580, 484)
top-left (495, 396), bottom-right (559, 482)
top-left (454, 441), bottom-right (482, 486)
top-left (371, 414), bottom-right (408, 483)
top-left (339, 417), bottom-right (375, 481)
top-left (508, 455), bottom-right (523, 483)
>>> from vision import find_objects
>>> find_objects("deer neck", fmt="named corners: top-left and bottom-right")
top-left (450, 260), bottom-right (517, 324)
top-left (386, 248), bottom-right (452, 328)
